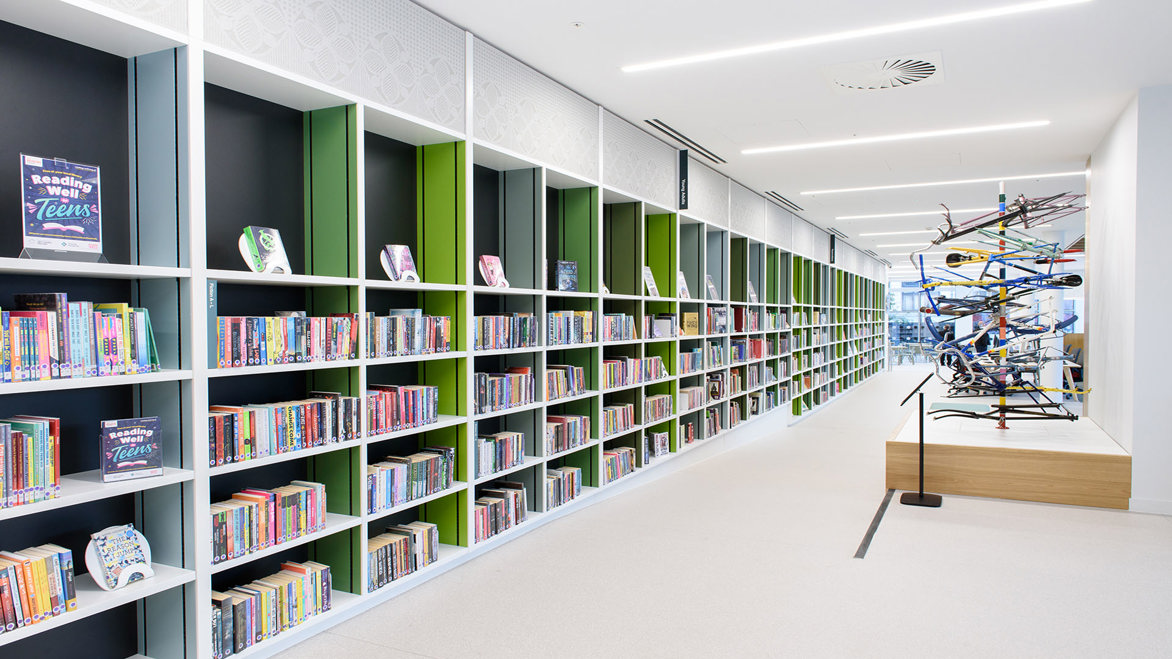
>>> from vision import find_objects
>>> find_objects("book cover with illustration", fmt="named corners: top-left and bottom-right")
top-left (642, 266), bottom-right (660, 297)
top-left (478, 255), bottom-right (509, 287)
top-left (239, 226), bottom-right (292, 274)
top-left (554, 260), bottom-right (578, 291)
top-left (20, 154), bottom-right (102, 256)
top-left (380, 244), bottom-right (420, 282)
top-left (87, 524), bottom-right (152, 590)
top-left (677, 271), bottom-right (691, 299)
top-left (100, 416), bottom-right (163, 482)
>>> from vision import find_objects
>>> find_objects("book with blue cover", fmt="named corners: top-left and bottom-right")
top-left (100, 416), bottom-right (163, 482)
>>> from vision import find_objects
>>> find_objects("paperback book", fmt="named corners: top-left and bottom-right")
top-left (705, 274), bottom-right (720, 300)
top-left (99, 416), bottom-right (163, 482)
top-left (238, 226), bottom-right (292, 274)
top-left (85, 524), bottom-right (153, 591)
top-left (380, 244), bottom-right (420, 282)
top-left (477, 255), bottom-right (509, 288)
top-left (677, 271), bottom-right (690, 299)
top-left (642, 266), bottom-right (660, 297)
top-left (553, 260), bottom-right (578, 292)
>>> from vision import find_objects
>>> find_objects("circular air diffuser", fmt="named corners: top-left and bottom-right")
top-left (833, 58), bottom-right (937, 90)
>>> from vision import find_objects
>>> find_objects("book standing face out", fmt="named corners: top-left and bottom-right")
top-left (642, 266), bottom-right (660, 297)
top-left (553, 260), bottom-right (577, 292)
top-left (100, 416), bottom-right (163, 482)
top-left (20, 154), bottom-right (103, 257)
top-left (705, 274), bottom-right (720, 301)
top-left (380, 245), bottom-right (420, 282)
top-left (677, 271), bottom-right (690, 299)
top-left (239, 226), bottom-right (292, 274)
top-left (478, 255), bottom-right (509, 288)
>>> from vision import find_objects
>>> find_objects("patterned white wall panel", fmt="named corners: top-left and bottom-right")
top-left (688, 159), bottom-right (729, 226)
top-left (812, 228), bottom-right (830, 264)
top-left (601, 111), bottom-right (675, 208)
top-left (92, 0), bottom-right (187, 32)
top-left (791, 219), bottom-right (812, 258)
top-left (205, 0), bottom-right (466, 132)
top-left (729, 182), bottom-right (765, 240)
top-left (473, 39), bottom-right (599, 179)
top-left (765, 203), bottom-right (792, 250)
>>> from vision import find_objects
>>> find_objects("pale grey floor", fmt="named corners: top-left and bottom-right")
top-left (278, 366), bottom-right (1172, 658)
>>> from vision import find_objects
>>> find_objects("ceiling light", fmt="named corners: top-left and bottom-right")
top-left (802, 171), bottom-right (1085, 196)
top-left (838, 207), bottom-right (997, 220)
top-left (743, 121), bottom-right (1048, 155)
top-left (859, 229), bottom-right (938, 237)
top-left (621, 0), bottom-right (1093, 73)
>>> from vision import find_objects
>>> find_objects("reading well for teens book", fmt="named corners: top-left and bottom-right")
top-left (100, 416), bottom-right (163, 482)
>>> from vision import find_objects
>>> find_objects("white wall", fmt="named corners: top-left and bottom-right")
top-left (1086, 98), bottom-right (1137, 453)
top-left (1131, 86), bottom-right (1172, 513)
top-left (1086, 86), bottom-right (1172, 514)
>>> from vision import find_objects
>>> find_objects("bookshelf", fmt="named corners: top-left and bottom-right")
top-left (0, 7), bottom-right (886, 659)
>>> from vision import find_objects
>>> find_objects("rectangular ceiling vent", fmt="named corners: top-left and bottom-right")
top-left (826, 227), bottom-right (850, 239)
top-left (765, 190), bottom-right (804, 213)
top-left (644, 119), bottom-right (726, 165)
top-left (865, 249), bottom-right (879, 258)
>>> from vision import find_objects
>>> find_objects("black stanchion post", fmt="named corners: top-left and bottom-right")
top-left (899, 374), bottom-right (942, 507)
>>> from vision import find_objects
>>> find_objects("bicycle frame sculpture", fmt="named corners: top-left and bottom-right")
top-left (912, 190), bottom-right (1086, 425)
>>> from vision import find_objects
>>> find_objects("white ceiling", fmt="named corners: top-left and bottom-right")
top-left (414, 0), bottom-right (1172, 264)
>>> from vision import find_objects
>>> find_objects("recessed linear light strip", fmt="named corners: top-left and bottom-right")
top-left (839, 207), bottom-right (997, 220)
top-left (743, 121), bottom-right (1048, 155)
top-left (803, 170), bottom-right (1085, 196)
top-left (621, 0), bottom-right (1093, 73)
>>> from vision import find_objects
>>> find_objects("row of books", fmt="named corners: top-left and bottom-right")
top-left (679, 348), bottom-right (702, 375)
top-left (475, 431), bottom-right (524, 478)
top-left (474, 481), bottom-right (527, 543)
top-left (210, 481), bottom-right (326, 564)
top-left (366, 310), bottom-right (451, 358)
top-left (746, 364), bottom-right (761, 390)
top-left (546, 364), bottom-right (587, 401)
top-left (545, 415), bottom-right (590, 455)
top-left (0, 416), bottom-right (60, 509)
top-left (647, 431), bottom-right (669, 462)
top-left (680, 386), bottom-right (705, 413)
top-left (730, 400), bottom-right (743, 428)
top-left (706, 341), bottom-right (726, 368)
top-left (602, 403), bottom-right (635, 438)
top-left (679, 421), bottom-right (697, 447)
top-left (367, 521), bottom-right (439, 592)
top-left (210, 561), bottom-right (332, 658)
top-left (474, 313), bottom-right (538, 351)
top-left (642, 314), bottom-right (677, 339)
top-left (733, 308), bottom-right (759, 333)
top-left (2, 295), bottom-right (159, 382)
top-left (707, 373), bottom-right (727, 402)
top-left (547, 310), bottom-right (593, 345)
top-left (729, 369), bottom-right (743, 396)
top-left (600, 314), bottom-right (637, 342)
top-left (474, 369), bottom-right (534, 415)
top-left (644, 394), bottom-right (673, 424)
top-left (366, 446), bottom-right (455, 514)
top-left (730, 338), bottom-right (767, 363)
top-left (602, 356), bottom-right (668, 389)
top-left (704, 408), bottom-right (722, 436)
top-left (367, 384), bottom-right (440, 437)
top-left (215, 314), bottom-right (359, 368)
top-left (603, 446), bottom-right (636, 483)
top-left (208, 393), bottom-right (360, 467)
top-left (544, 466), bottom-right (582, 510)
top-left (706, 307), bottom-right (728, 334)
top-left (0, 544), bottom-right (77, 633)
top-left (765, 311), bottom-right (789, 331)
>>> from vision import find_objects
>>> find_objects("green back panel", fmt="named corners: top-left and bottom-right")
top-left (551, 187), bottom-right (599, 292)
top-left (603, 202), bottom-right (640, 295)
top-left (644, 213), bottom-right (676, 297)
top-left (304, 105), bottom-right (358, 278)
top-left (417, 141), bottom-right (466, 285)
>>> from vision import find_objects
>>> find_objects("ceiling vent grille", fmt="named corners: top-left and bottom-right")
top-left (644, 119), bottom-right (726, 164)
top-left (825, 52), bottom-right (943, 91)
top-left (766, 190), bottom-right (804, 213)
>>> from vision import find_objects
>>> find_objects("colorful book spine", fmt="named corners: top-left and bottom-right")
top-left (209, 481), bottom-right (326, 564)
top-left (0, 544), bottom-right (76, 632)
top-left (544, 466), bottom-right (582, 510)
top-left (212, 562), bottom-right (332, 653)
top-left (213, 314), bottom-right (359, 368)
top-left (473, 481), bottom-right (527, 543)
top-left (603, 446), bottom-right (636, 483)
top-left (367, 521), bottom-right (439, 592)
top-left (366, 446), bottom-right (455, 514)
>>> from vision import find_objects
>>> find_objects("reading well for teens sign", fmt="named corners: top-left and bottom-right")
top-left (21, 154), bottom-right (102, 255)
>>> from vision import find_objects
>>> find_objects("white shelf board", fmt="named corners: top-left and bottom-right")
top-left (210, 513), bottom-right (362, 574)
top-left (366, 415), bottom-right (468, 443)
top-left (545, 289), bottom-right (597, 298)
top-left (209, 438), bottom-right (364, 478)
top-left (547, 389), bottom-right (599, 405)
top-left (544, 437), bottom-right (601, 461)
top-left (472, 345), bottom-right (543, 356)
top-left (601, 423), bottom-right (643, 440)
top-left (364, 280), bottom-right (465, 292)
top-left (0, 0), bottom-right (186, 59)
top-left (207, 359), bottom-right (363, 378)
top-left (366, 482), bottom-right (468, 520)
top-left (0, 467), bottom-right (194, 522)
top-left (0, 369), bottom-right (192, 395)
top-left (206, 268), bottom-right (355, 287)
top-left (472, 285), bottom-right (542, 296)
top-left (601, 338), bottom-right (642, 346)
top-left (473, 400), bottom-right (544, 421)
top-left (474, 456), bottom-right (545, 485)
top-left (367, 350), bottom-right (466, 366)
top-left (365, 543), bottom-right (466, 596)
top-left (0, 563), bottom-right (195, 647)
top-left (546, 341), bottom-right (600, 350)
top-left (0, 258), bottom-right (190, 280)
top-left (228, 591), bottom-right (362, 659)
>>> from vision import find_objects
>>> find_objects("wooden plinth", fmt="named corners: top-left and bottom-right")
top-left (886, 441), bottom-right (1132, 509)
